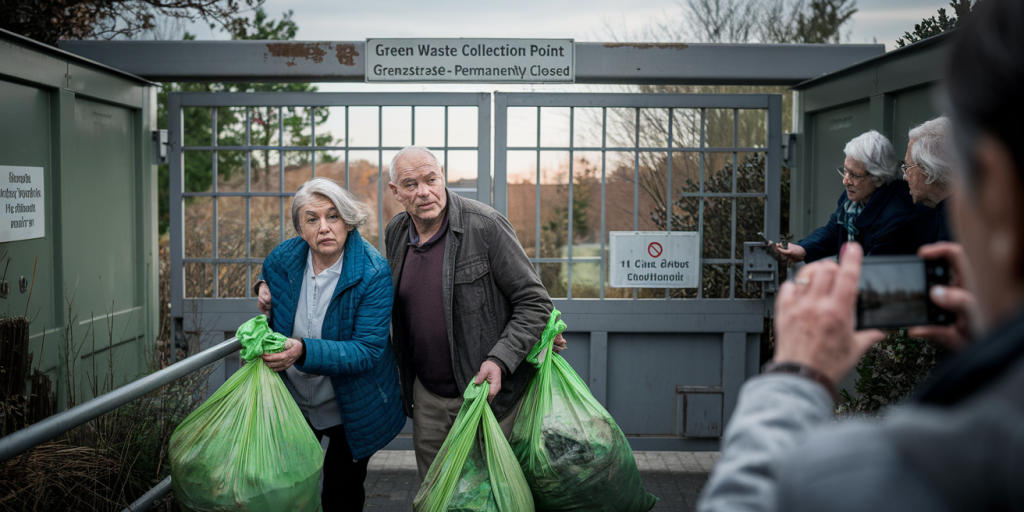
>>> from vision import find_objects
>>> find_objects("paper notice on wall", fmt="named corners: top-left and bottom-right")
top-left (0, 166), bottom-right (44, 242)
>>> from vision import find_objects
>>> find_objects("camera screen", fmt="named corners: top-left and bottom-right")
top-left (858, 260), bottom-right (928, 327)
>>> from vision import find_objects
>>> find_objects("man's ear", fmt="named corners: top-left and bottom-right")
top-left (974, 135), bottom-right (1024, 278)
top-left (387, 180), bottom-right (399, 199)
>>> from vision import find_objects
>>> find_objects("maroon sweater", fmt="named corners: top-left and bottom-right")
top-left (395, 212), bottom-right (459, 398)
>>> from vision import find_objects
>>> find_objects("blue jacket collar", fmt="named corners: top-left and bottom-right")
top-left (852, 180), bottom-right (912, 228)
top-left (283, 229), bottom-right (367, 305)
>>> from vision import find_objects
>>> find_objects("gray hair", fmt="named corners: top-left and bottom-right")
top-left (388, 146), bottom-right (441, 184)
top-left (844, 130), bottom-right (900, 186)
top-left (908, 116), bottom-right (955, 186)
top-left (291, 177), bottom-right (369, 234)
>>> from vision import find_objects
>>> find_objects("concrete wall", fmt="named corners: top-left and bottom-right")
top-left (0, 31), bottom-right (158, 409)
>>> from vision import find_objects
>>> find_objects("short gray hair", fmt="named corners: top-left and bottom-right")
top-left (908, 116), bottom-right (955, 186)
top-left (291, 177), bottom-right (369, 234)
top-left (844, 130), bottom-right (900, 186)
top-left (389, 146), bottom-right (440, 184)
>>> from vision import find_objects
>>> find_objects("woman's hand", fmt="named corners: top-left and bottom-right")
top-left (262, 338), bottom-right (304, 372)
top-left (773, 242), bottom-right (886, 385)
top-left (771, 242), bottom-right (807, 265)
top-left (908, 242), bottom-right (981, 350)
top-left (257, 282), bottom-right (272, 316)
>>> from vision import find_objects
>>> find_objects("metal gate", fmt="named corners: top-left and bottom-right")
top-left (169, 91), bottom-right (782, 450)
top-left (494, 93), bottom-right (782, 449)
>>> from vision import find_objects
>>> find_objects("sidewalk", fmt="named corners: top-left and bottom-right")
top-left (364, 450), bottom-right (719, 511)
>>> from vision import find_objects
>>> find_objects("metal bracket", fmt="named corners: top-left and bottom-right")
top-left (151, 129), bottom-right (168, 165)
top-left (782, 132), bottom-right (797, 167)
top-left (743, 242), bottom-right (777, 286)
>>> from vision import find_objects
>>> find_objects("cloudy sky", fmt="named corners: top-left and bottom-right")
top-left (183, 0), bottom-right (952, 50)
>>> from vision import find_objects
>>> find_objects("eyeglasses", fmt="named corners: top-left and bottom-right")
top-left (836, 166), bottom-right (870, 181)
top-left (900, 162), bottom-right (923, 179)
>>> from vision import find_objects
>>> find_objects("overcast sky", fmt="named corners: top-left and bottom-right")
top-left (182, 0), bottom-right (952, 50)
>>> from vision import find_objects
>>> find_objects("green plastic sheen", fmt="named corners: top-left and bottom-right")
top-left (413, 381), bottom-right (534, 512)
top-left (511, 310), bottom-right (658, 511)
top-left (169, 316), bottom-right (324, 512)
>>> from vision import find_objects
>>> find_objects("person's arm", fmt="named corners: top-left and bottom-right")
top-left (698, 375), bottom-right (834, 512)
top-left (864, 213), bottom-right (915, 256)
top-left (484, 212), bottom-right (552, 376)
top-left (700, 243), bottom-right (886, 511)
top-left (799, 207), bottom-right (841, 262)
top-left (295, 263), bottom-right (394, 377)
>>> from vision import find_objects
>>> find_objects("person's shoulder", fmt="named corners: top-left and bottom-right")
top-left (357, 235), bottom-right (391, 274)
top-left (384, 211), bottom-right (409, 234)
top-left (266, 236), bottom-right (306, 264)
top-left (453, 193), bottom-right (506, 228)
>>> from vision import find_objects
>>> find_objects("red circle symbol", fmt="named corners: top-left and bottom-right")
top-left (648, 242), bottom-right (663, 258)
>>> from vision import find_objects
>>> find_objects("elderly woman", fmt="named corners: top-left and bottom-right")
top-left (905, 117), bottom-right (955, 248)
top-left (252, 177), bottom-right (404, 511)
top-left (775, 130), bottom-right (916, 263)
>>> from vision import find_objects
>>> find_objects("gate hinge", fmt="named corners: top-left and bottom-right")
top-left (152, 129), bottom-right (169, 165)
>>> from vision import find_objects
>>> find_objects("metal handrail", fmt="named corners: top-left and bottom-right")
top-left (123, 476), bottom-right (173, 512)
top-left (0, 336), bottom-right (242, 463)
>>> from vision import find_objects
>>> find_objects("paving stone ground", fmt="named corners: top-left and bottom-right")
top-left (363, 450), bottom-right (719, 511)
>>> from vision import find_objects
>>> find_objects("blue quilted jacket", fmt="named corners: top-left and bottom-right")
top-left (261, 229), bottom-right (404, 460)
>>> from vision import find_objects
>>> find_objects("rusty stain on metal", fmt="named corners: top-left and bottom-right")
top-left (264, 42), bottom-right (330, 67)
top-left (335, 44), bottom-right (359, 67)
top-left (602, 43), bottom-right (689, 50)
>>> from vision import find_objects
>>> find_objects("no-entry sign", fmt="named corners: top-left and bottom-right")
top-left (609, 232), bottom-right (700, 288)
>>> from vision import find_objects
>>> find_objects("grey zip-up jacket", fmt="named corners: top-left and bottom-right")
top-left (385, 190), bottom-right (553, 420)
top-left (699, 310), bottom-right (1024, 512)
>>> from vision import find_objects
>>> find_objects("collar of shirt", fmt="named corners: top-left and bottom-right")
top-left (407, 207), bottom-right (449, 251)
top-left (305, 247), bottom-right (345, 280)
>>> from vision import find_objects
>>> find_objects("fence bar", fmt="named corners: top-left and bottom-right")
top-left (123, 476), bottom-right (172, 512)
top-left (0, 337), bottom-right (242, 463)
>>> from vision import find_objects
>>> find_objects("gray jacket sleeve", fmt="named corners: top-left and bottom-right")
top-left (697, 374), bottom-right (834, 512)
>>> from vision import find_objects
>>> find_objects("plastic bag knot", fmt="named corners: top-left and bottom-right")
top-left (237, 315), bottom-right (288, 362)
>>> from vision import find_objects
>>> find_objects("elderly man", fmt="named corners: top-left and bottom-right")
top-left (774, 130), bottom-right (916, 263)
top-left (384, 145), bottom-right (563, 481)
top-left (904, 117), bottom-right (955, 248)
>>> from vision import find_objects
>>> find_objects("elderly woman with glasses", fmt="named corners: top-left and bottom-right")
top-left (774, 130), bottom-right (916, 263)
top-left (904, 117), bottom-right (955, 248)
top-left (252, 177), bottom-right (404, 511)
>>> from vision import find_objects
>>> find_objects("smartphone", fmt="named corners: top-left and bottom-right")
top-left (856, 255), bottom-right (954, 329)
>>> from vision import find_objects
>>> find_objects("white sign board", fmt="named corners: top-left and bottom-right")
top-left (0, 166), bottom-right (44, 243)
top-left (366, 38), bottom-right (574, 83)
top-left (609, 231), bottom-right (700, 288)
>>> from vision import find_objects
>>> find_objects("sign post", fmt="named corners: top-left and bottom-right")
top-left (366, 38), bottom-right (574, 83)
top-left (0, 166), bottom-right (44, 243)
top-left (609, 231), bottom-right (700, 288)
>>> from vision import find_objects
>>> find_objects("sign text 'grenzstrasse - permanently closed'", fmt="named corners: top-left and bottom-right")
top-left (609, 232), bottom-right (700, 288)
top-left (366, 39), bottom-right (574, 83)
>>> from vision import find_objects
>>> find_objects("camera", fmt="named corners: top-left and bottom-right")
top-left (856, 255), bottom-right (954, 329)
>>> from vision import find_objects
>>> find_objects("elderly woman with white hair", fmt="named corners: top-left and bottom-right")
top-left (775, 130), bottom-right (916, 263)
top-left (905, 116), bottom-right (955, 248)
top-left (252, 177), bottom-right (404, 511)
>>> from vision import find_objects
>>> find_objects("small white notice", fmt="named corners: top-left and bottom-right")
top-left (366, 38), bottom-right (574, 83)
top-left (609, 232), bottom-right (700, 288)
top-left (0, 166), bottom-right (45, 243)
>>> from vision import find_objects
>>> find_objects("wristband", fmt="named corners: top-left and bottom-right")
top-left (761, 361), bottom-right (840, 404)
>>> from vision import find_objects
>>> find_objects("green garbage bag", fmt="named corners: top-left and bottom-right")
top-left (169, 315), bottom-right (324, 512)
top-left (511, 310), bottom-right (658, 512)
top-left (413, 381), bottom-right (534, 512)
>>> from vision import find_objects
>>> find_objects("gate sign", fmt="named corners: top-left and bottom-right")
top-left (0, 166), bottom-right (44, 243)
top-left (609, 231), bottom-right (700, 288)
top-left (366, 38), bottom-right (574, 83)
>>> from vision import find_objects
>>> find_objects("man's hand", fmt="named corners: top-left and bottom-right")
top-left (773, 242), bottom-right (886, 384)
top-left (474, 360), bottom-right (503, 402)
top-left (771, 242), bottom-right (807, 265)
top-left (553, 333), bottom-right (567, 353)
top-left (257, 282), bottom-right (272, 316)
top-left (908, 242), bottom-right (981, 350)
top-left (262, 338), bottom-right (303, 372)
